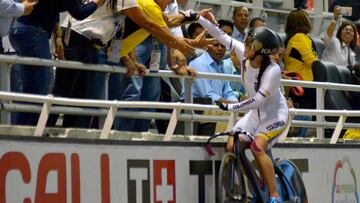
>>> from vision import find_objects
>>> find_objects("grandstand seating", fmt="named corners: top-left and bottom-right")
top-left (312, 61), bottom-right (360, 124)
top-left (311, 37), bottom-right (325, 59)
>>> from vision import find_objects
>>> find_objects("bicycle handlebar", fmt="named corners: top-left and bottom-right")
top-left (205, 131), bottom-right (254, 156)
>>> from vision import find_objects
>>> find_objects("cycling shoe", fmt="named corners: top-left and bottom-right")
top-left (268, 197), bottom-right (283, 203)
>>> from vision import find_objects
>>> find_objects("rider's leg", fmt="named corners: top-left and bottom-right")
top-left (226, 136), bottom-right (234, 152)
top-left (251, 136), bottom-right (280, 198)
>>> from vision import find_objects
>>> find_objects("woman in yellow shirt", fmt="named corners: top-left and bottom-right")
top-left (284, 9), bottom-right (322, 109)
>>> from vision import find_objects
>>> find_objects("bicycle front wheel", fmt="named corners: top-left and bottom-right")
top-left (218, 152), bottom-right (246, 203)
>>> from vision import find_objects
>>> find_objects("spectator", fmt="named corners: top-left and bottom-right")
top-left (0, 0), bottom-right (37, 37)
top-left (224, 51), bottom-right (247, 100)
top-left (322, 7), bottom-right (357, 67)
top-left (48, 0), bottom-right (130, 129)
top-left (330, 0), bottom-right (360, 22)
top-left (284, 9), bottom-right (323, 109)
top-left (218, 19), bottom-right (234, 36)
top-left (112, 2), bottom-right (215, 132)
top-left (271, 34), bottom-right (311, 137)
top-left (249, 17), bottom-right (266, 29)
top-left (321, 8), bottom-right (359, 129)
top-left (187, 22), bottom-right (204, 39)
top-left (183, 39), bottom-right (238, 104)
top-left (9, 0), bottom-right (103, 126)
top-left (185, 38), bottom-right (238, 135)
top-left (232, 6), bottom-right (250, 42)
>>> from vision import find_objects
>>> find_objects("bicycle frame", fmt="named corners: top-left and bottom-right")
top-left (206, 131), bottom-right (303, 203)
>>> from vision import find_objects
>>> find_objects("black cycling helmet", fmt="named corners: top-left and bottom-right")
top-left (245, 27), bottom-right (280, 56)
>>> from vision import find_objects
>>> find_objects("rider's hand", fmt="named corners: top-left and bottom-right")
top-left (216, 100), bottom-right (228, 111)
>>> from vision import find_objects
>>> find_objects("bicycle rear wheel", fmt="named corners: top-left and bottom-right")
top-left (218, 152), bottom-right (247, 203)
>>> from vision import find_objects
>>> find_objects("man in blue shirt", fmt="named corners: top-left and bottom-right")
top-left (184, 39), bottom-right (238, 104)
top-left (0, 0), bottom-right (37, 37)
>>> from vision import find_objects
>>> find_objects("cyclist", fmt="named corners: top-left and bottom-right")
top-left (198, 16), bottom-right (288, 203)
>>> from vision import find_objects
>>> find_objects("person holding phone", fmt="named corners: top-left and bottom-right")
top-left (322, 6), bottom-right (357, 67)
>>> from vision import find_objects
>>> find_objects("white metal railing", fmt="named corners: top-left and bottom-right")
top-left (1, 91), bottom-right (360, 143)
top-left (1, 54), bottom-right (360, 141)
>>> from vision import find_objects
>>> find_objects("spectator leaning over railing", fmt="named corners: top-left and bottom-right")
top-left (111, 1), bottom-right (216, 132)
top-left (0, 0), bottom-right (37, 37)
top-left (232, 6), bottom-right (250, 43)
top-left (283, 9), bottom-right (325, 110)
top-left (9, 0), bottom-right (104, 126)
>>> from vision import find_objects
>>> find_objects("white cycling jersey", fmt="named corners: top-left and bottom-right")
top-left (198, 16), bottom-right (289, 146)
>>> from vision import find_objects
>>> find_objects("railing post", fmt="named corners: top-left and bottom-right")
top-left (226, 112), bottom-right (236, 131)
top-left (100, 104), bottom-right (118, 139)
top-left (279, 110), bottom-right (294, 143)
top-left (184, 78), bottom-right (193, 135)
top-left (316, 87), bottom-right (325, 138)
top-left (0, 61), bottom-right (11, 124)
top-left (330, 114), bottom-right (347, 144)
top-left (99, 73), bottom-right (110, 128)
top-left (34, 95), bottom-right (53, 137)
top-left (164, 105), bottom-right (181, 141)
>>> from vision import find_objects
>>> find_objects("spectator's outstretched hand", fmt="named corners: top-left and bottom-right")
top-left (22, 0), bottom-right (38, 16)
top-left (193, 29), bottom-right (217, 50)
top-left (175, 38), bottom-right (196, 58)
top-left (198, 8), bottom-right (218, 25)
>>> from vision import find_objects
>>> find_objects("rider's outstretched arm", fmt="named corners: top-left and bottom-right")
top-left (221, 65), bottom-right (282, 112)
top-left (198, 16), bottom-right (245, 61)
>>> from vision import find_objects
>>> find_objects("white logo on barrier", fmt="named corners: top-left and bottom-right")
top-left (156, 168), bottom-right (174, 202)
top-left (130, 168), bottom-right (148, 203)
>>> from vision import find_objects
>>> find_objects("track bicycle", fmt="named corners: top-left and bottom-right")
top-left (205, 131), bottom-right (308, 203)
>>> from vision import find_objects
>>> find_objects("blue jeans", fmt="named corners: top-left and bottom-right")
top-left (47, 38), bottom-right (107, 128)
top-left (9, 22), bottom-right (54, 126)
top-left (116, 37), bottom-right (167, 132)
